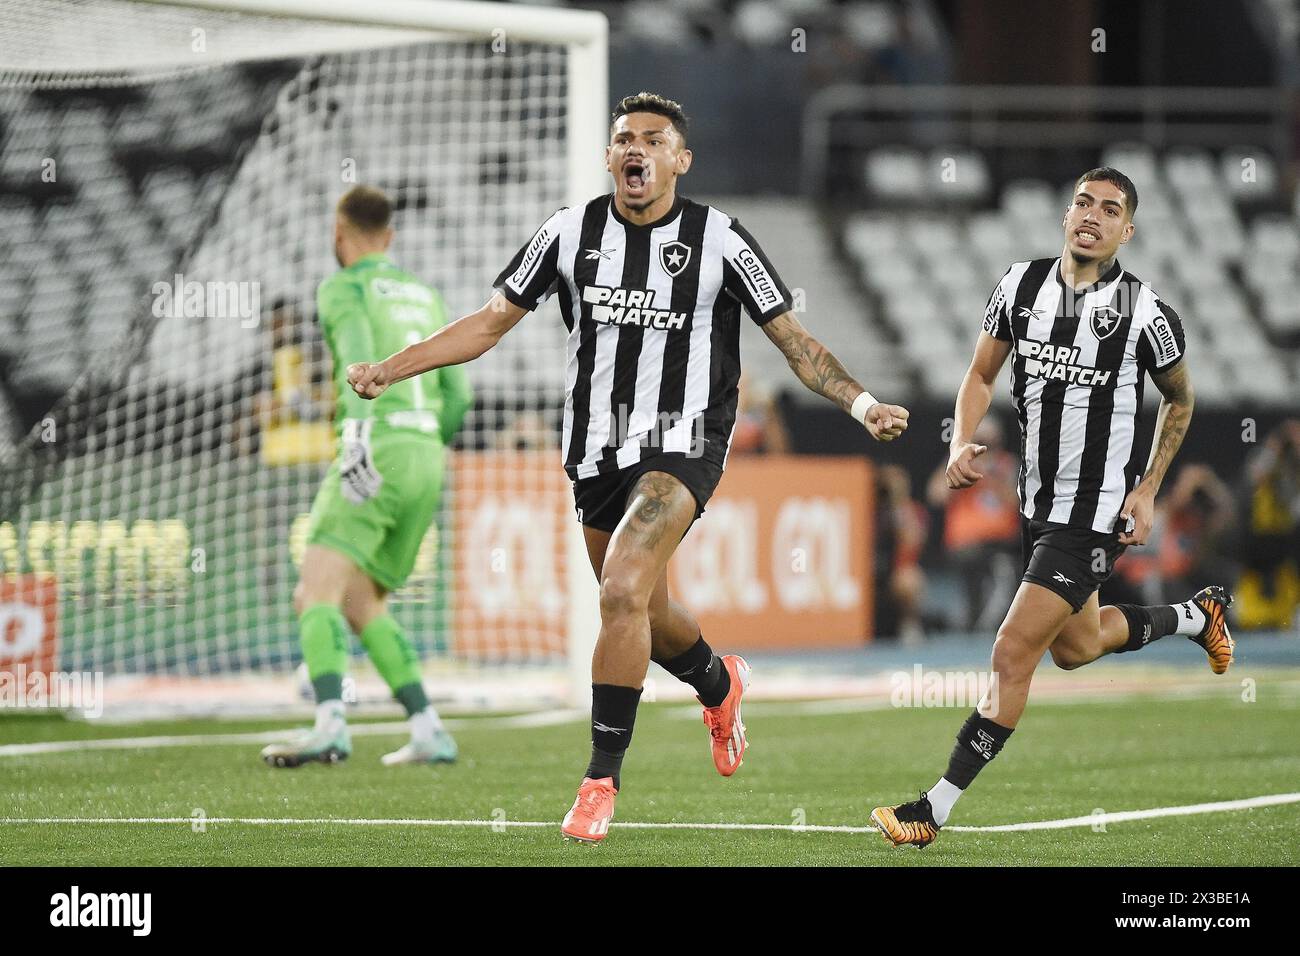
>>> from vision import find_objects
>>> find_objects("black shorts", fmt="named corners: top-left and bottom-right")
top-left (571, 452), bottom-right (725, 534)
top-left (1020, 517), bottom-right (1126, 613)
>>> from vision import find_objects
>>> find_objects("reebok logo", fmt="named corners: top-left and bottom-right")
top-left (592, 721), bottom-right (628, 735)
top-left (1052, 571), bottom-right (1074, 586)
top-left (584, 248), bottom-right (615, 261)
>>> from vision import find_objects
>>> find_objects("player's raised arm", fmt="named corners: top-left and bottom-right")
top-left (347, 291), bottom-right (527, 399)
top-left (947, 331), bottom-right (1013, 488)
top-left (760, 310), bottom-right (909, 442)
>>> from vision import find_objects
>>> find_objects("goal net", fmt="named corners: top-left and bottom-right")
top-left (0, 0), bottom-right (606, 716)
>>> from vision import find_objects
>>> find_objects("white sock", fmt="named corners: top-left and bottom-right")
top-left (927, 777), bottom-right (964, 827)
top-left (1171, 600), bottom-right (1206, 637)
top-left (314, 699), bottom-right (345, 734)
top-left (409, 705), bottom-right (443, 743)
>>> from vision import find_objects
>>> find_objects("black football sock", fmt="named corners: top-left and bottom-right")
top-left (943, 709), bottom-right (1015, 790)
top-left (655, 636), bottom-right (731, 708)
top-left (585, 684), bottom-right (642, 790)
top-left (1113, 603), bottom-right (1180, 653)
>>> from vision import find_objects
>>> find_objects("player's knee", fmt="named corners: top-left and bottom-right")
top-left (294, 579), bottom-right (341, 616)
top-left (599, 573), bottom-right (649, 622)
top-left (990, 628), bottom-right (1037, 681)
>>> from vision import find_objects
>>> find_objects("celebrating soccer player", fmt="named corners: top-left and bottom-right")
top-left (261, 186), bottom-right (471, 769)
top-left (347, 92), bottom-right (908, 843)
top-left (870, 168), bottom-right (1235, 849)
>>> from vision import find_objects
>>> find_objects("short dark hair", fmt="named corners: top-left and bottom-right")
top-left (337, 185), bottom-right (393, 233)
top-left (611, 91), bottom-right (689, 144)
top-left (1074, 167), bottom-right (1138, 217)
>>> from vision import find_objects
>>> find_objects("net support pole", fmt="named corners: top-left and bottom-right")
top-left (561, 24), bottom-right (608, 713)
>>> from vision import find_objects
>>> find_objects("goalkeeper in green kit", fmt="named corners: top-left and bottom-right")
top-left (262, 186), bottom-right (472, 769)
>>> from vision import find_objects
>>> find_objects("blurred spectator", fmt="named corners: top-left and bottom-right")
top-left (875, 463), bottom-right (928, 643)
top-left (926, 418), bottom-right (1019, 629)
top-left (246, 299), bottom-right (334, 465)
top-left (731, 372), bottom-right (790, 455)
top-left (1103, 464), bottom-right (1236, 607)
top-left (1237, 420), bottom-right (1300, 629)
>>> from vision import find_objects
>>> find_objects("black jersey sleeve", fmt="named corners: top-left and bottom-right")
top-left (721, 218), bottom-right (794, 325)
top-left (1136, 298), bottom-right (1187, 373)
top-left (981, 267), bottom-right (1014, 341)
top-left (493, 208), bottom-right (565, 311)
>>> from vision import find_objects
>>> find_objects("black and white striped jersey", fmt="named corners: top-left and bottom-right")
top-left (494, 193), bottom-right (793, 480)
top-left (982, 257), bottom-right (1187, 534)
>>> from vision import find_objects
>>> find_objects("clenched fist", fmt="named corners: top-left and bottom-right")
top-left (865, 402), bottom-right (909, 442)
top-left (346, 362), bottom-right (390, 400)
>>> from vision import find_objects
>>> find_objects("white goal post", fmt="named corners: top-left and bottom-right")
top-left (0, 0), bottom-right (606, 715)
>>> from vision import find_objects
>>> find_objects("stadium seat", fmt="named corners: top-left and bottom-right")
top-left (964, 213), bottom-right (1015, 265)
top-left (844, 214), bottom-right (904, 261)
top-left (926, 147), bottom-right (991, 202)
top-left (1100, 142), bottom-right (1160, 188)
top-left (903, 217), bottom-right (963, 257)
top-left (1220, 146), bottom-right (1279, 200)
top-left (865, 147), bottom-right (928, 203)
top-left (1002, 179), bottom-right (1056, 223)
top-left (1163, 148), bottom-right (1219, 193)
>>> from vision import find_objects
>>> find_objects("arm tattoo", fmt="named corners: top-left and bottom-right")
top-left (762, 312), bottom-right (862, 414)
top-left (1143, 360), bottom-right (1195, 492)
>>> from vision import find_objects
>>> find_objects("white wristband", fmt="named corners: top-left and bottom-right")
top-left (851, 391), bottom-right (878, 426)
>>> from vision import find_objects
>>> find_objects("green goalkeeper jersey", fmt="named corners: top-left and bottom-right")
top-left (316, 252), bottom-right (473, 445)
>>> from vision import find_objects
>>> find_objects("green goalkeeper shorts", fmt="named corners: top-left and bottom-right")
top-left (306, 431), bottom-right (444, 592)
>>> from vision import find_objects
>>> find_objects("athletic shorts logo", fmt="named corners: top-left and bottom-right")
top-left (659, 240), bottom-right (692, 278)
top-left (1090, 305), bottom-right (1123, 341)
top-left (1052, 571), bottom-right (1074, 586)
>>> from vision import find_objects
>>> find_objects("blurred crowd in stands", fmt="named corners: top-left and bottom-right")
top-left (730, 389), bottom-right (1300, 638)
top-left (870, 418), bottom-right (1300, 639)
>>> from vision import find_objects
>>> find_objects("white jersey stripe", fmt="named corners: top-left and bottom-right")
top-left (579, 212), bottom-right (629, 470)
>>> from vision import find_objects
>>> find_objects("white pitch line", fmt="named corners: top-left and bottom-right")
top-left (945, 791), bottom-right (1300, 832)
top-left (0, 709), bottom-right (588, 758)
top-left (2, 792), bottom-right (1297, 834)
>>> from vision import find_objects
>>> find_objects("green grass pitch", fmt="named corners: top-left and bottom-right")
top-left (3, 688), bottom-right (1298, 866)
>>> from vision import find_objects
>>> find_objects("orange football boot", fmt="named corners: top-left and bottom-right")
top-left (701, 655), bottom-right (751, 776)
top-left (561, 776), bottom-right (618, 844)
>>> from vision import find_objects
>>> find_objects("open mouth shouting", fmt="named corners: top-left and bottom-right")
top-left (622, 157), bottom-right (652, 199)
